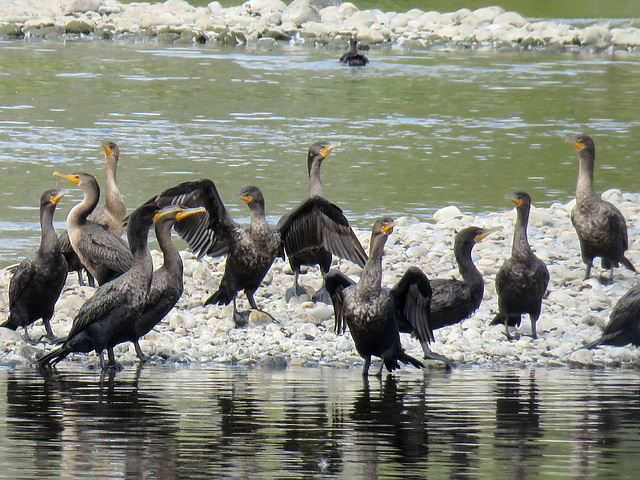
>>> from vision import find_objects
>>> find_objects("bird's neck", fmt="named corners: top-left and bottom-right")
top-left (67, 185), bottom-right (99, 228)
top-left (512, 210), bottom-right (533, 259)
top-left (455, 245), bottom-right (483, 289)
top-left (249, 206), bottom-right (270, 235)
top-left (129, 228), bottom-right (153, 279)
top-left (156, 221), bottom-right (182, 274)
top-left (307, 161), bottom-right (323, 197)
top-left (576, 153), bottom-right (597, 204)
top-left (39, 205), bottom-right (59, 252)
top-left (104, 156), bottom-right (126, 220)
top-left (358, 234), bottom-right (385, 296)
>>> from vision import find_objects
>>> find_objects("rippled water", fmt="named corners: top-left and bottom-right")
top-left (0, 365), bottom-right (638, 478)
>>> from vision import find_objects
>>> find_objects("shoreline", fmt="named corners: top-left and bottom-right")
top-left (0, 0), bottom-right (639, 52)
top-left (2, 190), bottom-right (640, 371)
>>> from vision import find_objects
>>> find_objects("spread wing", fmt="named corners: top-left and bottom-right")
top-left (324, 270), bottom-right (356, 335)
top-left (391, 266), bottom-right (434, 344)
top-left (141, 178), bottom-right (237, 259)
top-left (277, 196), bottom-right (367, 267)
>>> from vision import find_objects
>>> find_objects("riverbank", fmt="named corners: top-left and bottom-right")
top-left (2, 190), bottom-right (640, 370)
top-left (1, 0), bottom-right (640, 52)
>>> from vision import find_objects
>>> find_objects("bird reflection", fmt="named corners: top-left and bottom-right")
top-left (493, 370), bottom-right (541, 479)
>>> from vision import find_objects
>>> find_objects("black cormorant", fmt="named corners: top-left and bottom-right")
top-left (491, 192), bottom-right (549, 339)
top-left (277, 141), bottom-right (367, 303)
top-left (1, 190), bottom-right (68, 341)
top-left (325, 217), bottom-right (427, 377)
top-left (567, 135), bottom-right (636, 283)
top-left (340, 38), bottom-right (369, 66)
top-left (54, 171), bottom-right (132, 286)
top-left (132, 205), bottom-right (206, 360)
top-left (34, 203), bottom-right (160, 369)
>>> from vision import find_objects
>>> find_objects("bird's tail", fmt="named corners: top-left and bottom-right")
top-left (204, 287), bottom-right (233, 306)
top-left (0, 317), bottom-right (18, 331)
top-left (621, 256), bottom-right (637, 273)
top-left (563, 330), bottom-right (622, 359)
top-left (489, 313), bottom-right (502, 326)
top-left (399, 352), bottom-right (424, 369)
top-left (32, 344), bottom-right (71, 368)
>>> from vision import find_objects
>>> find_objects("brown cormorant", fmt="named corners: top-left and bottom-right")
top-left (58, 141), bottom-right (127, 286)
top-left (34, 203), bottom-right (160, 369)
top-left (1, 190), bottom-right (68, 342)
top-left (567, 135), bottom-right (636, 283)
top-left (132, 205), bottom-right (206, 361)
top-left (325, 217), bottom-right (427, 377)
top-left (491, 192), bottom-right (549, 339)
top-left (399, 226), bottom-right (499, 367)
top-left (54, 171), bottom-right (133, 286)
top-left (277, 141), bottom-right (367, 303)
top-left (340, 38), bottom-right (369, 66)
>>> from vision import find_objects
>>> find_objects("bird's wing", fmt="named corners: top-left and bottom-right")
top-left (391, 266), bottom-right (434, 343)
top-left (77, 224), bottom-right (133, 273)
top-left (324, 270), bottom-right (356, 335)
top-left (65, 282), bottom-right (124, 339)
top-left (141, 178), bottom-right (236, 259)
top-left (8, 257), bottom-right (36, 309)
top-left (278, 197), bottom-right (367, 267)
top-left (605, 202), bottom-right (629, 250)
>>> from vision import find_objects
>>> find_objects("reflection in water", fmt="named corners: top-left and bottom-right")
top-left (1, 366), bottom-right (640, 478)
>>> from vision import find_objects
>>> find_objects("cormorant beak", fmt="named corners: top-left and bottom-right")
top-left (565, 138), bottom-right (584, 151)
top-left (320, 142), bottom-right (341, 158)
top-left (50, 190), bottom-right (68, 205)
top-left (381, 221), bottom-right (396, 235)
top-left (505, 195), bottom-right (523, 207)
top-left (475, 226), bottom-right (501, 242)
top-left (101, 141), bottom-right (114, 157)
top-left (236, 193), bottom-right (252, 203)
top-left (53, 172), bottom-right (80, 185)
top-left (154, 206), bottom-right (179, 222)
top-left (176, 206), bottom-right (206, 221)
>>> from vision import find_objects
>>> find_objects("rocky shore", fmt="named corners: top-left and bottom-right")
top-left (2, 190), bottom-right (640, 371)
top-left (1, 0), bottom-right (640, 52)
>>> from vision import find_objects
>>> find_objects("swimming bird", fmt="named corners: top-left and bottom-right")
top-left (132, 205), bottom-right (206, 361)
top-left (574, 282), bottom-right (640, 351)
top-left (58, 141), bottom-right (127, 286)
top-left (567, 135), bottom-right (635, 283)
top-left (325, 217), bottom-right (427, 377)
top-left (399, 226), bottom-right (499, 367)
top-left (340, 38), bottom-right (369, 66)
top-left (34, 203), bottom-right (160, 369)
top-left (491, 192), bottom-right (549, 340)
top-left (54, 171), bottom-right (133, 286)
top-left (1, 189), bottom-right (68, 342)
top-left (277, 141), bottom-right (367, 303)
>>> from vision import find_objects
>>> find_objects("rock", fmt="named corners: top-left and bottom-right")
top-left (66, 0), bottom-right (104, 14)
top-left (494, 11), bottom-right (527, 28)
top-left (281, 0), bottom-right (321, 26)
top-left (433, 205), bottom-right (462, 223)
top-left (65, 20), bottom-right (93, 35)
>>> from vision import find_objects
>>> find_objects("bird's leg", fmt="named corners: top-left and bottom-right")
top-left (87, 271), bottom-right (96, 288)
top-left (232, 297), bottom-right (249, 327)
top-left (583, 260), bottom-right (592, 281)
top-left (420, 341), bottom-right (454, 370)
top-left (104, 347), bottom-right (122, 371)
top-left (530, 315), bottom-right (538, 339)
top-left (375, 361), bottom-right (385, 378)
top-left (362, 357), bottom-right (371, 378)
top-left (98, 350), bottom-right (105, 369)
top-left (503, 316), bottom-right (513, 341)
top-left (285, 267), bottom-right (308, 301)
top-left (41, 317), bottom-right (60, 343)
top-left (76, 269), bottom-right (85, 287)
top-left (312, 274), bottom-right (333, 304)
top-left (21, 325), bottom-right (33, 344)
top-left (134, 340), bottom-right (146, 362)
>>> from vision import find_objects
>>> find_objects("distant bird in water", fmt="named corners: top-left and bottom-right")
top-left (131, 205), bottom-right (206, 361)
top-left (401, 226), bottom-right (499, 367)
top-left (340, 38), bottom-right (369, 66)
top-left (58, 141), bottom-right (127, 286)
top-left (491, 192), bottom-right (549, 340)
top-left (35, 203), bottom-right (160, 370)
top-left (277, 141), bottom-right (367, 303)
top-left (567, 135), bottom-right (636, 283)
top-left (325, 217), bottom-right (427, 377)
top-left (1, 190), bottom-right (68, 342)
top-left (572, 282), bottom-right (640, 352)
top-left (54, 171), bottom-right (133, 286)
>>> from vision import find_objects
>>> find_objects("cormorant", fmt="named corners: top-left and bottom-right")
top-left (277, 141), bottom-right (367, 303)
top-left (1, 189), bottom-right (68, 342)
top-left (567, 135), bottom-right (636, 283)
top-left (54, 171), bottom-right (133, 286)
top-left (132, 205), bottom-right (206, 361)
top-left (58, 141), bottom-right (126, 286)
top-left (399, 226), bottom-right (499, 367)
top-left (575, 282), bottom-right (640, 350)
top-left (340, 38), bottom-right (369, 66)
top-left (491, 192), bottom-right (549, 339)
top-left (325, 217), bottom-right (427, 377)
top-left (34, 203), bottom-right (160, 369)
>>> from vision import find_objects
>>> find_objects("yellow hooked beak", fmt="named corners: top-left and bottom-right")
top-left (101, 141), bottom-right (114, 157)
top-left (53, 172), bottom-right (80, 185)
top-left (176, 206), bottom-right (206, 221)
top-left (475, 226), bottom-right (501, 243)
top-left (565, 138), bottom-right (584, 151)
top-left (50, 190), bottom-right (68, 205)
top-left (320, 142), bottom-right (341, 157)
top-left (381, 221), bottom-right (396, 235)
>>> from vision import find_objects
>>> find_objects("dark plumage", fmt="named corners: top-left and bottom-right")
top-left (54, 171), bottom-right (132, 286)
top-left (1, 190), bottom-right (68, 341)
top-left (59, 141), bottom-right (126, 286)
top-left (277, 141), bottom-right (367, 303)
top-left (34, 203), bottom-right (160, 369)
top-left (132, 206), bottom-right (205, 361)
top-left (567, 135), bottom-right (635, 283)
top-left (577, 282), bottom-right (640, 351)
top-left (399, 226), bottom-right (499, 367)
top-left (339, 38), bottom-right (369, 66)
top-left (491, 192), bottom-right (550, 339)
top-left (325, 217), bottom-right (426, 377)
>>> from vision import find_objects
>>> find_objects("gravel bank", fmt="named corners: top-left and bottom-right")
top-left (2, 189), bottom-right (640, 371)
top-left (1, 0), bottom-right (640, 52)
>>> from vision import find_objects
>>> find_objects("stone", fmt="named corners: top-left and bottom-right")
top-left (65, 19), bottom-right (93, 35)
top-left (433, 205), bottom-right (462, 223)
top-left (66, 0), bottom-right (104, 14)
